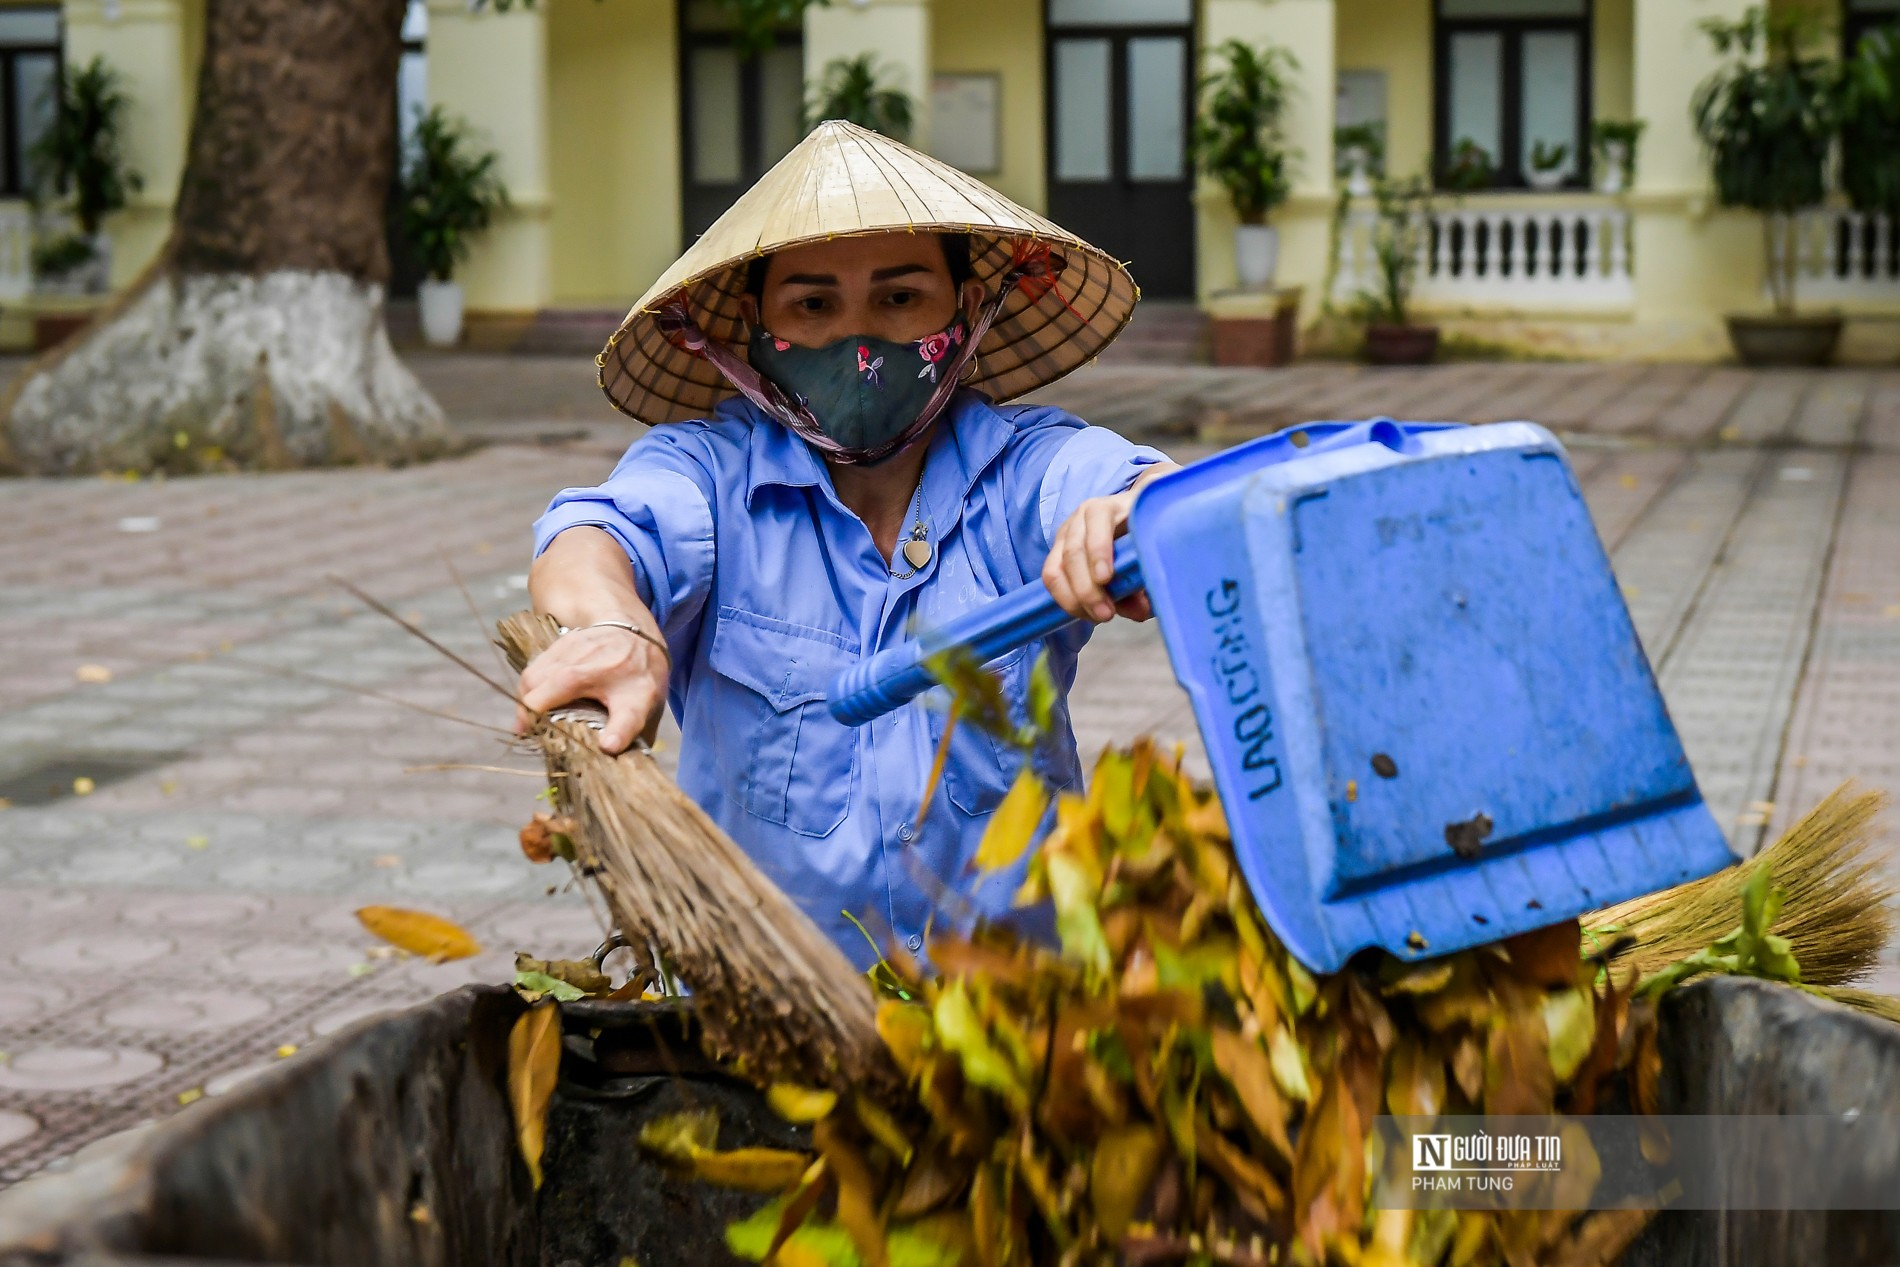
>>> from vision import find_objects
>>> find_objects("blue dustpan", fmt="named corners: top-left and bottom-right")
top-left (828, 420), bottom-right (1737, 971)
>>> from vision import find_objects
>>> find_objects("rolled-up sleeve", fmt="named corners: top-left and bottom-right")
top-left (531, 429), bottom-right (718, 636)
top-left (1035, 423), bottom-right (1168, 548)
top-left (992, 404), bottom-right (1168, 583)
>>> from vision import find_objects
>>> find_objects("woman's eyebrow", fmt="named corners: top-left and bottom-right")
top-left (775, 272), bottom-right (839, 287)
top-left (869, 263), bottom-right (933, 282)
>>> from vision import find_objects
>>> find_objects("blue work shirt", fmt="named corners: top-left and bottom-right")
top-left (533, 390), bottom-right (1165, 966)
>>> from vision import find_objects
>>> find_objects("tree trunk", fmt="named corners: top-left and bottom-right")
top-left (0, 0), bottom-right (454, 475)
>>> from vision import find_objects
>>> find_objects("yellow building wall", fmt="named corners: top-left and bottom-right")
top-left (61, 0), bottom-right (200, 288)
top-left (546, 0), bottom-right (680, 308)
top-left (1334, 0), bottom-right (1636, 175)
top-left (930, 0), bottom-right (1044, 213)
top-left (1197, 0), bottom-right (1335, 305)
top-left (1334, 0), bottom-right (1431, 178)
top-left (1595, 0), bottom-right (1633, 120)
top-left (429, 0), bottom-right (554, 316)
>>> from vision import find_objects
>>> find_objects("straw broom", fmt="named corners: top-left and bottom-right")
top-left (1587, 782), bottom-right (1895, 994)
top-left (498, 611), bottom-right (893, 1096)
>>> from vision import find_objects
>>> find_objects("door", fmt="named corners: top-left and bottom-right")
top-left (1434, 0), bottom-right (1591, 189)
top-left (1045, 0), bottom-right (1196, 297)
top-left (679, 0), bottom-right (804, 245)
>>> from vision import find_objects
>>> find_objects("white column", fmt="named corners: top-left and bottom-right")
top-left (425, 0), bottom-right (551, 318)
top-left (62, 0), bottom-right (192, 288)
top-left (1630, 0), bottom-right (1758, 326)
top-left (805, 0), bottom-right (932, 153)
top-left (1197, 0), bottom-right (1335, 303)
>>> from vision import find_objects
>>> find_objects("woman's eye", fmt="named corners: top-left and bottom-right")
top-left (796, 296), bottom-right (827, 313)
top-left (886, 291), bottom-right (917, 307)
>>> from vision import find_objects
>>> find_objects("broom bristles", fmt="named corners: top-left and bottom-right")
top-left (499, 612), bottom-right (892, 1094)
top-left (1813, 985), bottom-right (1900, 1027)
top-left (1588, 782), bottom-right (1894, 988)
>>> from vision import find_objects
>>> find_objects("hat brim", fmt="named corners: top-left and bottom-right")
top-left (593, 121), bottom-right (1139, 426)
top-left (598, 227), bottom-right (1138, 425)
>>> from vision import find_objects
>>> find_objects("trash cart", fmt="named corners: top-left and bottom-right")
top-left (1, 979), bottom-right (1896, 1267)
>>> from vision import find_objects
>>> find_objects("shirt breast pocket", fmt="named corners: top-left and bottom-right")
top-left (706, 608), bottom-right (858, 838)
top-left (937, 645), bottom-right (1031, 817)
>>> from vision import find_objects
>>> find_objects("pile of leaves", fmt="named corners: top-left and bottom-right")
top-left (484, 643), bottom-right (1894, 1267)
top-left (631, 739), bottom-right (1672, 1267)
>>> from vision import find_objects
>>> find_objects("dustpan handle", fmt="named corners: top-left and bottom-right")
top-left (828, 536), bottom-right (1144, 726)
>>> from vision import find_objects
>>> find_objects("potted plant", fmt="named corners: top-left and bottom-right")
top-left (806, 54), bottom-right (914, 139)
top-left (1357, 173), bottom-right (1439, 365)
top-left (1591, 119), bottom-right (1646, 194)
top-left (1440, 138), bottom-right (1496, 192)
top-left (1527, 140), bottom-right (1571, 190)
top-left (26, 55), bottom-right (142, 296)
top-left (399, 106), bottom-right (508, 348)
top-left (1334, 121), bottom-right (1384, 198)
top-left (1840, 26), bottom-right (1900, 221)
top-left (1192, 38), bottom-right (1299, 291)
top-left (1693, 7), bottom-right (1843, 366)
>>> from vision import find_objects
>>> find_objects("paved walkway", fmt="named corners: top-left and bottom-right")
top-left (2, 355), bottom-right (1898, 1185)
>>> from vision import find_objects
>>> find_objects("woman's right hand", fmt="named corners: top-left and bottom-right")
top-left (516, 622), bottom-right (670, 755)
top-left (520, 527), bottom-right (673, 756)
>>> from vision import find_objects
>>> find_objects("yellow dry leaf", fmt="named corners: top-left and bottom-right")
top-left (74, 664), bottom-right (113, 684)
top-left (355, 906), bottom-right (481, 961)
top-left (508, 1002), bottom-right (562, 1189)
top-left (72, 777), bottom-right (95, 797)
top-left (639, 1107), bottom-right (720, 1160)
top-left (1384, 1041), bottom-right (1445, 1117)
top-left (972, 765), bottom-right (1047, 872)
top-left (766, 1082), bottom-right (838, 1123)
top-left (1268, 1024), bottom-right (1312, 1102)
top-left (775, 1245), bottom-right (831, 1267)
top-left (853, 1092), bottom-right (914, 1164)
top-left (817, 1117), bottom-right (889, 1267)
top-left (1090, 1123), bottom-right (1163, 1241)
top-left (1542, 987), bottom-right (1597, 1083)
top-left (686, 1146), bottom-right (812, 1191)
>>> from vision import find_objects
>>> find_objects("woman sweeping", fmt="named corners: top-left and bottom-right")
top-left (518, 121), bottom-right (1176, 965)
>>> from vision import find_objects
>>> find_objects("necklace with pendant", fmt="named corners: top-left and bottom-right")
top-left (889, 483), bottom-right (932, 579)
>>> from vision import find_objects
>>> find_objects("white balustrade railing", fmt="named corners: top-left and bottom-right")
top-left (1786, 209), bottom-right (1900, 302)
top-left (0, 202), bottom-right (31, 302)
top-left (1333, 201), bottom-right (1634, 310)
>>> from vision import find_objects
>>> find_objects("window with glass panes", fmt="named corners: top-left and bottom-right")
top-left (1845, 0), bottom-right (1900, 53)
top-left (398, 0), bottom-right (426, 151)
top-left (388, 0), bottom-right (429, 297)
top-left (0, 8), bottom-right (60, 199)
top-left (1434, 0), bottom-right (1591, 190)
top-left (1044, 0), bottom-right (1196, 297)
top-left (679, 0), bottom-right (803, 246)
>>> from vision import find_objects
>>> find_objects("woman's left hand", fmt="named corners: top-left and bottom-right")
top-left (1044, 471), bottom-right (1177, 623)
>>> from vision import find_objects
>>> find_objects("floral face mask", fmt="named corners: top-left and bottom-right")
top-left (747, 316), bottom-right (968, 460)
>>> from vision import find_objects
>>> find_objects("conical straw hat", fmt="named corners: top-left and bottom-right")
top-left (597, 120), bottom-right (1140, 425)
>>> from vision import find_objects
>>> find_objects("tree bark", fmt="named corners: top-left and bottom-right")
top-left (0, 0), bottom-right (454, 475)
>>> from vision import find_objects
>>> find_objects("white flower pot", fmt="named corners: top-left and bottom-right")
top-left (418, 278), bottom-right (465, 348)
top-left (1527, 166), bottom-right (1568, 191)
top-left (1234, 223), bottom-right (1279, 291)
top-left (34, 233), bottom-right (112, 296)
top-left (1596, 141), bottom-right (1629, 195)
top-left (83, 233), bottom-right (112, 294)
top-left (1342, 147), bottom-right (1375, 198)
